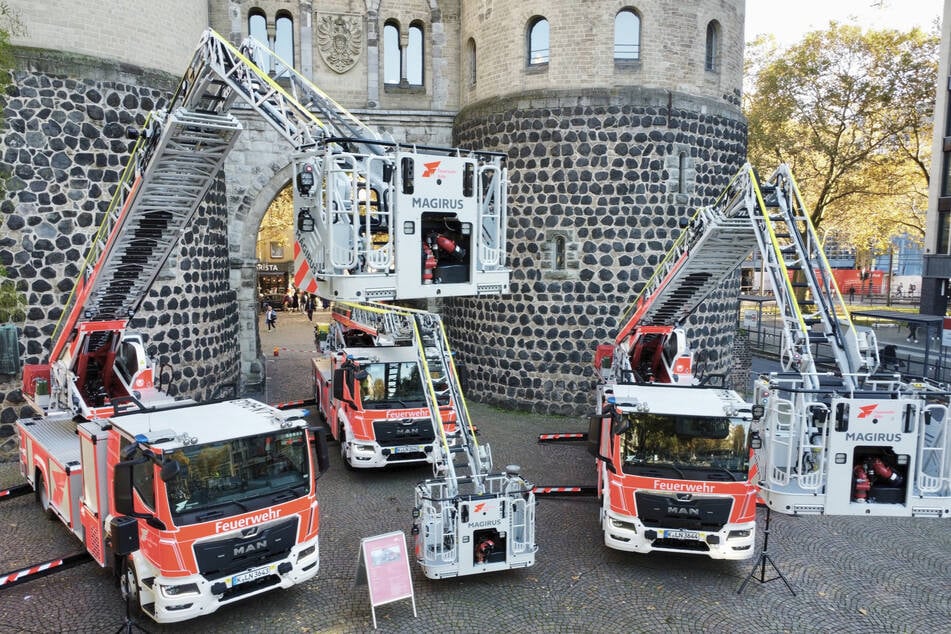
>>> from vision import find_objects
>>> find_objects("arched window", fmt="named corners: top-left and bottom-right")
top-left (275, 12), bottom-right (294, 67)
top-left (383, 21), bottom-right (401, 84)
top-left (249, 9), bottom-right (270, 73)
top-left (614, 9), bottom-right (640, 60)
top-left (407, 22), bottom-right (424, 85)
top-left (705, 20), bottom-right (720, 72)
top-left (467, 38), bottom-right (477, 85)
top-left (527, 17), bottom-right (549, 66)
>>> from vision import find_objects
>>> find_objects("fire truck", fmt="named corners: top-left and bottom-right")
top-left (543, 162), bottom-right (950, 560)
top-left (313, 301), bottom-right (456, 469)
top-left (6, 29), bottom-right (368, 623)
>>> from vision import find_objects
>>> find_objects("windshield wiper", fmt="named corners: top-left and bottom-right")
top-left (192, 499), bottom-right (249, 521)
top-left (703, 466), bottom-right (741, 482)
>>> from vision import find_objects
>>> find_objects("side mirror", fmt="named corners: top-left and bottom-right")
top-left (310, 427), bottom-right (331, 475)
top-left (332, 368), bottom-right (347, 401)
top-left (160, 459), bottom-right (181, 482)
top-left (611, 413), bottom-right (630, 436)
top-left (114, 461), bottom-right (135, 516)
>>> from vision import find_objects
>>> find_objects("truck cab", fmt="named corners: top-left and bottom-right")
top-left (18, 398), bottom-right (329, 624)
top-left (591, 383), bottom-right (758, 559)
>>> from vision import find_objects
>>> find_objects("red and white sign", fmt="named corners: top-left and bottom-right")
top-left (357, 531), bottom-right (416, 628)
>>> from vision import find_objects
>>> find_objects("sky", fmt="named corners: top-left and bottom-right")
top-left (745, 0), bottom-right (943, 46)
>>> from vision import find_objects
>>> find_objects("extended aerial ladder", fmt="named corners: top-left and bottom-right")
top-left (324, 301), bottom-right (537, 577)
top-left (24, 28), bottom-right (510, 421)
top-left (616, 163), bottom-right (949, 517)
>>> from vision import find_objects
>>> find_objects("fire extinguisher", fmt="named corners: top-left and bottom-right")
top-left (852, 464), bottom-right (870, 502)
top-left (421, 243), bottom-right (437, 284)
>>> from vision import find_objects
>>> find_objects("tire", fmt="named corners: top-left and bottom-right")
top-left (35, 469), bottom-right (55, 520)
top-left (120, 557), bottom-right (143, 617)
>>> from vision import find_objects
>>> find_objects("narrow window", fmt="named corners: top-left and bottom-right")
top-left (467, 38), bottom-right (477, 85)
top-left (553, 235), bottom-right (566, 270)
top-left (614, 9), bottom-right (640, 60)
top-left (705, 20), bottom-right (720, 72)
top-left (384, 22), bottom-right (401, 84)
top-left (528, 17), bottom-right (549, 66)
top-left (249, 9), bottom-right (270, 73)
top-left (275, 12), bottom-right (294, 67)
top-left (407, 22), bottom-right (424, 85)
top-left (677, 152), bottom-right (686, 193)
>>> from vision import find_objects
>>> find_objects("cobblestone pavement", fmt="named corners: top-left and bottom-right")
top-left (1, 310), bottom-right (949, 633)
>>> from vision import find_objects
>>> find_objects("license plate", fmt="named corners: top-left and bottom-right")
top-left (230, 564), bottom-right (273, 586)
top-left (392, 445), bottom-right (423, 454)
top-left (663, 530), bottom-right (701, 541)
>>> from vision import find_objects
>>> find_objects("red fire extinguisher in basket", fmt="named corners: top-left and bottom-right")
top-left (852, 464), bottom-right (870, 502)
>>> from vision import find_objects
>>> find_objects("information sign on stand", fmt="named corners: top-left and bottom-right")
top-left (355, 530), bottom-right (416, 629)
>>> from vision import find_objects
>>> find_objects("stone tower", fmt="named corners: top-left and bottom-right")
top-left (0, 1), bottom-right (241, 419)
top-left (446, 0), bottom-right (747, 415)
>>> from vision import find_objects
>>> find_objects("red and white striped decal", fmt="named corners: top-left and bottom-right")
top-left (537, 433), bottom-right (586, 441)
top-left (1, 558), bottom-right (64, 587)
top-left (0, 552), bottom-right (92, 588)
top-left (293, 242), bottom-right (319, 294)
top-left (535, 486), bottom-right (583, 494)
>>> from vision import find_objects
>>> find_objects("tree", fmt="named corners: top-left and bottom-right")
top-left (745, 23), bottom-right (938, 259)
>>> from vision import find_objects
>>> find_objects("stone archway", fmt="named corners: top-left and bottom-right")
top-left (229, 162), bottom-right (295, 391)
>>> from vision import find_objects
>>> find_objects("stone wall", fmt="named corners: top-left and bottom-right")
top-left (447, 88), bottom-right (746, 415)
top-left (6, 0), bottom-right (208, 77)
top-left (0, 49), bottom-right (240, 430)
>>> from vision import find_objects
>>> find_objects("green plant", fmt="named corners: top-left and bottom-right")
top-left (0, 266), bottom-right (26, 323)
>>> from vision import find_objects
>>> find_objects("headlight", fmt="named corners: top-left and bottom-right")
top-left (160, 583), bottom-right (200, 598)
top-left (728, 529), bottom-right (751, 539)
top-left (298, 545), bottom-right (316, 560)
top-left (610, 518), bottom-right (636, 531)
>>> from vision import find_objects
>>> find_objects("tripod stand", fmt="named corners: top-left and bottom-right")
top-left (737, 505), bottom-right (795, 596)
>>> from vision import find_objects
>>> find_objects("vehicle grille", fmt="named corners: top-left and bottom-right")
top-left (373, 418), bottom-right (435, 446)
top-left (194, 517), bottom-right (299, 579)
top-left (634, 492), bottom-right (732, 531)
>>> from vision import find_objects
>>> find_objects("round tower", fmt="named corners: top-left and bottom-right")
top-left (0, 2), bottom-right (241, 410)
top-left (448, 1), bottom-right (747, 414)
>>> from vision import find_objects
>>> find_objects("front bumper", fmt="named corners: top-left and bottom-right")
top-left (133, 536), bottom-right (320, 624)
top-left (602, 511), bottom-right (756, 560)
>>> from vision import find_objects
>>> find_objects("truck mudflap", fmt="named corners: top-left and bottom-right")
top-left (602, 510), bottom-right (756, 560)
top-left (129, 535), bottom-right (320, 624)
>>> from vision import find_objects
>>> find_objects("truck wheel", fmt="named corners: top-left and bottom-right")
top-left (35, 469), bottom-right (55, 520)
top-left (121, 557), bottom-right (143, 617)
top-left (339, 429), bottom-right (354, 471)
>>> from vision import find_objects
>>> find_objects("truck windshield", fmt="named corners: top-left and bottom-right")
top-left (164, 428), bottom-right (310, 526)
top-left (359, 361), bottom-right (426, 407)
top-left (618, 412), bottom-right (749, 479)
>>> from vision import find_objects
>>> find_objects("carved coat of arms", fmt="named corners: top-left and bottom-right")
top-left (316, 13), bottom-right (363, 74)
